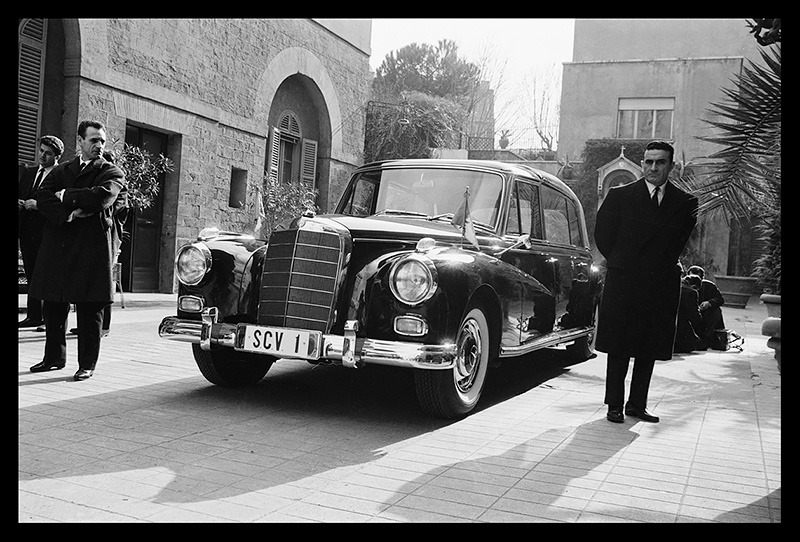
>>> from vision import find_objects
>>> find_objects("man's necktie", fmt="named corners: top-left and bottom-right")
top-left (651, 186), bottom-right (660, 209)
top-left (32, 168), bottom-right (44, 192)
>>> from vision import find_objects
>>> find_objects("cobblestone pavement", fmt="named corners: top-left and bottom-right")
top-left (18, 294), bottom-right (780, 522)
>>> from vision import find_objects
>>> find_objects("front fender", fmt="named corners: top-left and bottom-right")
top-left (177, 235), bottom-right (265, 322)
top-left (351, 246), bottom-right (552, 350)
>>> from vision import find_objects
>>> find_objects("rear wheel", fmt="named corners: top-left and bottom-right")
top-left (566, 306), bottom-right (598, 362)
top-left (192, 344), bottom-right (274, 387)
top-left (414, 307), bottom-right (491, 418)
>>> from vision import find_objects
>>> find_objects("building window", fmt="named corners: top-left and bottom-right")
top-left (265, 110), bottom-right (318, 188)
top-left (229, 167), bottom-right (247, 208)
top-left (280, 139), bottom-right (295, 184)
top-left (617, 97), bottom-right (674, 140)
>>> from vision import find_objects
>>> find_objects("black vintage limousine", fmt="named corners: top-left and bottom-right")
top-left (159, 159), bottom-right (602, 418)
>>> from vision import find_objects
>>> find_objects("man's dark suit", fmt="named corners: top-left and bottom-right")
top-left (18, 165), bottom-right (48, 323)
top-left (674, 282), bottom-right (705, 352)
top-left (595, 178), bottom-right (697, 410)
top-left (30, 155), bottom-right (126, 370)
top-left (698, 278), bottom-right (726, 344)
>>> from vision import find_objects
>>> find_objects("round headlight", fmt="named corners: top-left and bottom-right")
top-left (389, 255), bottom-right (437, 306)
top-left (175, 243), bottom-right (212, 286)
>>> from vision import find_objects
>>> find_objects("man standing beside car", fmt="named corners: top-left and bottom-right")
top-left (594, 141), bottom-right (697, 423)
top-left (28, 120), bottom-right (127, 381)
top-left (18, 135), bottom-right (64, 330)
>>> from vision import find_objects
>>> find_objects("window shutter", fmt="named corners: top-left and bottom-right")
top-left (300, 138), bottom-right (318, 186)
top-left (278, 112), bottom-right (302, 140)
top-left (18, 18), bottom-right (47, 164)
top-left (266, 126), bottom-right (281, 182)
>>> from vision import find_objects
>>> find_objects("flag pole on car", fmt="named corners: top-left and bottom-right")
top-left (451, 186), bottom-right (479, 249)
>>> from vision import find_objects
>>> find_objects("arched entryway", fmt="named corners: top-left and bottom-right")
top-left (255, 48), bottom-right (341, 212)
top-left (596, 147), bottom-right (641, 208)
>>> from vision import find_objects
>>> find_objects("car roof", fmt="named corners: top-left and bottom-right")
top-left (357, 158), bottom-right (578, 201)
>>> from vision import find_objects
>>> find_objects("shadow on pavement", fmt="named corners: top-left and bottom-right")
top-left (19, 346), bottom-right (585, 506)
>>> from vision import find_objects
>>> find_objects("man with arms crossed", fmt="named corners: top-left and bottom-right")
top-left (29, 120), bottom-right (127, 381)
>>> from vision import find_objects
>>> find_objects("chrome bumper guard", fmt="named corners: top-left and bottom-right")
top-left (158, 309), bottom-right (456, 370)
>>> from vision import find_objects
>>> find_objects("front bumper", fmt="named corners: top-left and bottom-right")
top-left (158, 309), bottom-right (456, 370)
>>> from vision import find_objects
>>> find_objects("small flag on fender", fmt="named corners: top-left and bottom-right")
top-left (451, 186), bottom-right (479, 249)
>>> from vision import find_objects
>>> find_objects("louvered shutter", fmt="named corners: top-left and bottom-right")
top-left (300, 138), bottom-right (318, 186)
top-left (18, 18), bottom-right (47, 164)
top-left (266, 126), bottom-right (281, 182)
top-left (279, 113), bottom-right (301, 139)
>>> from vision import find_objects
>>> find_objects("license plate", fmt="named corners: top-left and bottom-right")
top-left (237, 325), bottom-right (321, 360)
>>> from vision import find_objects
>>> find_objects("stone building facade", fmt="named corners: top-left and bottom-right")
top-left (18, 18), bottom-right (372, 293)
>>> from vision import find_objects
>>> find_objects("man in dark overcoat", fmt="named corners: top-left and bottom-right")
top-left (594, 141), bottom-right (697, 423)
top-left (18, 135), bottom-right (64, 329)
top-left (29, 120), bottom-right (127, 381)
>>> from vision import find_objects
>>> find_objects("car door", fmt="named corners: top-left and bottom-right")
top-left (539, 184), bottom-right (593, 330)
top-left (502, 177), bottom-right (557, 345)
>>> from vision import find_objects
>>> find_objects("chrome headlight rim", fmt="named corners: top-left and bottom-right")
top-left (175, 242), bottom-right (213, 286)
top-left (389, 254), bottom-right (438, 307)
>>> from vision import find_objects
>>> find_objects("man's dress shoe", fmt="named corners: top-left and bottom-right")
top-left (19, 318), bottom-right (44, 328)
top-left (607, 408), bottom-right (624, 423)
top-left (625, 406), bottom-right (660, 423)
top-left (30, 360), bottom-right (66, 373)
top-left (73, 368), bottom-right (94, 381)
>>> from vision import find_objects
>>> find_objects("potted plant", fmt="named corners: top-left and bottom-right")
top-left (251, 175), bottom-right (318, 240)
top-left (106, 140), bottom-right (174, 213)
top-left (498, 129), bottom-right (511, 149)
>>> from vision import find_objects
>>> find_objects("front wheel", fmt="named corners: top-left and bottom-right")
top-left (414, 307), bottom-right (491, 418)
top-left (192, 344), bottom-right (275, 387)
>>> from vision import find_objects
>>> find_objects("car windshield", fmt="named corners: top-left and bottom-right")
top-left (339, 167), bottom-right (504, 229)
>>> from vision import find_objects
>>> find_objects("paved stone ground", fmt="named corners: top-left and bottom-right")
top-left (18, 294), bottom-right (780, 522)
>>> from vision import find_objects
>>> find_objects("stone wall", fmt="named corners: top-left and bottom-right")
top-left (68, 18), bottom-right (370, 291)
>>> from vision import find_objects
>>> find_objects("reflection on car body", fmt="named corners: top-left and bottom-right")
top-left (159, 159), bottom-right (602, 418)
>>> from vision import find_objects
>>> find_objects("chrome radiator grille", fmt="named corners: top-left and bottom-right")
top-left (258, 228), bottom-right (343, 332)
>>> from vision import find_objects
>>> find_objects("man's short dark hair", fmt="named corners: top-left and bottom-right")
top-left (78, 120), bottom-right (106, 138)
top-left (645, 140), bottom-right (675, 162)
top-left (687, 265), bottom-right (705, 279)
top-left (39, 135), bottom-right (64, 157)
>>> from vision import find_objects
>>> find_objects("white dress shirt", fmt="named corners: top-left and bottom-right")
top-left (645, 180), bottom-right (666, 206)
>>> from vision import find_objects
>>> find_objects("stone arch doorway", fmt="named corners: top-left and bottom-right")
top-left (266, 74), bottom-right (332, 209)
top-left (255, 48), bottom-right (342, 212)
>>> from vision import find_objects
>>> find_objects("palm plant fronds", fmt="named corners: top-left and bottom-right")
top-left (674, 42), bottom-right (780, 292)
top-left (674, 47), bottom-right (780, 223)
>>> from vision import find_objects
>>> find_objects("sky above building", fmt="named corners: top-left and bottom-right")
top-left (369, 18), bottom-right (576, 148)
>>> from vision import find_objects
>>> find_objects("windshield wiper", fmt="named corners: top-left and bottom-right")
top-left (374, 209), bottom-right (429, 218)
top-left (428, 213), bottom-right (493, 232)
top-left (427, 213), bottom-right (454, 221)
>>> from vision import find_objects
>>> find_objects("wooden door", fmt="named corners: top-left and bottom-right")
top-left (120, 125), bottom-right (167, 292)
